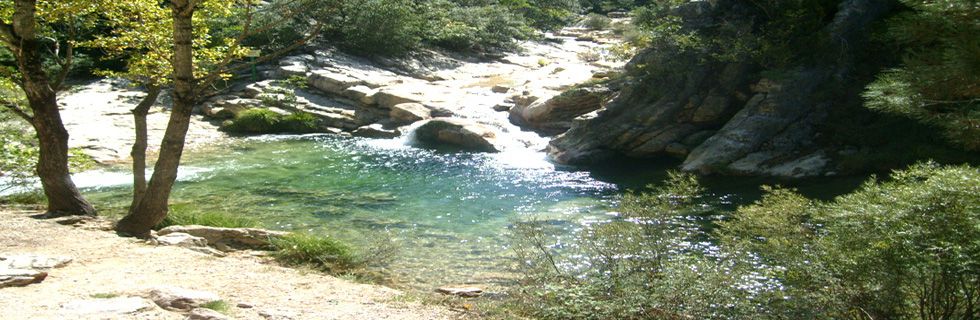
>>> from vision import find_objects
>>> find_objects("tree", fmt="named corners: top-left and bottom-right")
top-left (112, 0), bottom-right (321, 237)
top-left (0, 0), bottom-right (97, 216)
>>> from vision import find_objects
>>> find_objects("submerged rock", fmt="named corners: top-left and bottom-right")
top-left (412, 118), bottom-right (499, 152)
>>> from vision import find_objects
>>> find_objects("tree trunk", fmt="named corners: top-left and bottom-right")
top-left (116, 1), bottom-right (196, 237)
top-left (9, 0), bottom-right (95, 217)
top-left (129, 85), bottom-right (161, 209)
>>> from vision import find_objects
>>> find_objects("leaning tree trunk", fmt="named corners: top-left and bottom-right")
top-left (115, 1), bottom-right (196, 237)
top-left (129, 85), bottom-right (161, 209)
top-left (8, 0), bottom-right (96, 217)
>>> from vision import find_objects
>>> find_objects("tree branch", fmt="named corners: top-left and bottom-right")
top-left (2, 101), bottom-right (33, 122)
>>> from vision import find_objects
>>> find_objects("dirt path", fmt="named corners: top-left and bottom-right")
top-left (0, 210), bottom-right (459, 320)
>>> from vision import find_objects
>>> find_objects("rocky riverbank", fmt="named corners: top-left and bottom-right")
top-left (0, 209), bottom-right (458, 319)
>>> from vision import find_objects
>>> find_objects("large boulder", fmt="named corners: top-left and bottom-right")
top-left (157, 225), bottom-right (286, 252)
top-left (352, 124), bottom-right (400, 139)
top-left (412, 118), bottom-right (499, 152)
top-left (509, 87), bottom-right (611, 135)
top-left (308, 71), bottom-right (365, 96)
top-left (389, 103), bottom-right (432, 124)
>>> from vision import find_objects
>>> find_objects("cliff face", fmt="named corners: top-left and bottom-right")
top-left (546, 0), bottom-right (893, 178)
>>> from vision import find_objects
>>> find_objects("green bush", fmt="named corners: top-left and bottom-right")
top-left (220, 109), bottom-right (319, 134)
top-left (582, 13), bottom-right (611, 30)
top-left (336, 0), bottom-right (421, 56)
top-left (513, 163), bottom-right (980, 319)
top-left (423, 3), bottom-right (534, 52)
top-left (271, 232), bottom-right (361, 273)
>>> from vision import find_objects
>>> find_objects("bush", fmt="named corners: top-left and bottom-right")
top-left (582, 13), bottom-right (611, 30)
top-left (422, 3), bottom-right (534, 52)
top-left (336, 0), bottom-right (421, 56)
top-left (513, 163), bottom-right (980, 319)
top-left (271, 232), bottom-right (361, 273)
top-left (156, 204), bottom-right (259, 229)
top-left (220, 109), bottom-right (319, 134)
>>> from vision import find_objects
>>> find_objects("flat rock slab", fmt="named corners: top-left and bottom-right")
top-left (147, 286), bottom-right (221, 311)
top-left (436, 287), bottom-right (483, 298)
top-left (157, 225), bottom-right (287, 252)
top-left (155, 232), bottom-right (209, 248)
top-left (188, 307), bottom-right (232, 320)
top-left (0, 254), bottom-right (73, 269)
top-left (61, 297), bottom-right (155, 315)
top-left (0, 268), bottom-right (47, 288)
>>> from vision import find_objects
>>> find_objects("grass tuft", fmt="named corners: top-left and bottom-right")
top-left (89, 293), bottom-right (120, 299)
top-left (270, 232), bottom-right (361, 274)
top-left (155, 204), bottom-right (259, 230)
top-left (200, 300), bottom-right (230, 313)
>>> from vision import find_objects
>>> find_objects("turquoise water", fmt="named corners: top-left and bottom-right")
top-left (80, 134), bottom-right (864, 289)
top-left (83, 134), bottom-right (620, 289)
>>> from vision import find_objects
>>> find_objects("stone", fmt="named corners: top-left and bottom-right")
top-left (61, 297), bottom-right (155, 315)
top-left (607, 11), bottom-right (628, 18)
top-left (188, 307), bottom-right (232, 320)
top-left (389, 103), bottom-right (432, 124)
top-left (1, 254), bottom-right (73, 269)
top-left (147, 286), bottom-right (221, 311)
top-left (691, 95), bottom-right (731, 123)
top-left (493, 104), bottom-right (512, 112)
top-left (308, 71), bottom-right (365, 96)
top-left (343, 85), bottom-right (378, 105)
top-left (491, 85), bottom-right (510, 93)
top-left (412, 118), bottom-right (499, 152)
top-left (237, 303), bottom-right (254, 309)
top-left (511, 94), bottom-right (540, 109)
top-left (52, 215), bottom-right (95, 226)
top-left (155, 232), bottom-right (208, 248)
top-left (373, 86), bottom-right (425, 109)
top-left (0, 268), bottom-right (47, 288)
top-left (157, 226), bottom-right (287, 252)
top-left (436, 287), bottom-right (483, 298)
top-left (259, 309), bottom-right (298, 320)
top-left (352, 124), bottom-right (400, 139)
top-left (509, 87), bottom-right (610, 135)
top-left (665, 143), bottom-right (690, 157)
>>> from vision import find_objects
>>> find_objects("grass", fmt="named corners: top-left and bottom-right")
top-left (89, 293), bottom-right (120, 299)
top-left (270, 232), bottom-right (361, 274)
top-left (154, 204), bottom-right (259, 230)
top-left (200, 300), bottom-right (230, 314)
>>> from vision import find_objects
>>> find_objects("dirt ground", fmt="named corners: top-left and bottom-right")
top-left (0, 209), bottom-right (460, 320)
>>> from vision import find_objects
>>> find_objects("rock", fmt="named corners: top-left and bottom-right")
top-left (147, 286), bottom-right (221, 311)
top-left (1, 254), bottom-right (73, 269)
top-left (52, 215), bottom-right (95, 226)
top-left (259, 309), bottom-right (298, 320)
top-left (493, 104), bottom-right (512, 112)
top-left (412, 118), bottom-right (499, 152)
top-left (352, 124), bottom-right (400, 139)
top-left (155, 232), bottom-right (208, 248)
top-left (389, 103), bottom-right (432, 124)
top-left (665, 143), bottom-right (690, 157)
top-left (237, 303), bottom-right (254, 309)
top-left (607, 11), bottom-right (628, 18)
top-left (343, 85), bottom-right (378, 105)
top-left (511, 94), bottom-right (541, 109)
top-left (188, 307), bottom-right (232, 320)
top-left (436, 287), bottom-right (483, 298)
top-left (691, 95), bottom-right (731, 123)
top-left (308, 71), bottom-right (364, 96)
top-left (61, 297), bottom-right (155, 315)
top-left (204, 99), bottom-right (259, 120)
top-left (156, 226), bottom-right (286, 252)
top-left (374, 86), bottom-right (425, 109)
top-left (491, 85), bottom-right (510, 93)
top-left (510, 87), bottom-right (611, 135)
top-left (0, 268), bottom-right (47, 288)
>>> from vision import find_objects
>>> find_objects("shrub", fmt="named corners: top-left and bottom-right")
top-left (582, 13), bottom-right (611, 30)
top-left (336, 0), bottom-right (421, 56)
top-left (220, 108), bottom-right (282, 134)
top-left (280, 112), bottom-right (319, 133)
top-left (271, 232), bottom-right (361, 273)
top-left (423, 3), bottom-right (534, 52)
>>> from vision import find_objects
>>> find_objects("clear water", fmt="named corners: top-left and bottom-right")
top-left (82, 134), bottom-right (621, 289)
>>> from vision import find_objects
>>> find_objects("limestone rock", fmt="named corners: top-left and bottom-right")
top-left (147, 286), bottom-right (221, 311)
top-left (188, 307), bottom-right (232, 320)
top-left (61, 297), bottom-right (155, 315)
top-left (155, 232), bottom-right (208, 248)
top-left (510, 87), bottom-right (610, 135)
top-left (308, 71), bottom-right (364, 96)
top-left (389, 103), bottom-right (432, 124)
top-left (1, 254), bottom-right (73, 269)
top-left (343, 85), bottom-right (378, 105)
top-left (436, 287), bottom-right (483, 298)
top-left (0, 268), bottom-right (47, 288)
top-left (412, 118), bottom-right (499, 152)
top-left (353, 124), bottom-right (400, 139)
top-left (374, 86), bottom-right (425, 109)
top-left (157, 226), bottom-right (286, 252)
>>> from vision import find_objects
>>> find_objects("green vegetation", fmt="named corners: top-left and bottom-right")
top-left (154, 204), bottom-right (259, 230)
top-left (200, 300), bottom-right (230, 314)
top-left (581, 13), bottom-right (611, 30)
top-left (270, 232), bottom-right (361, 273)
top-left (89, 293), bottom-right (120, 299)
top-left (220, 109), bottom-right (320, 134)
top-left (513, 163), bottom-right (980, 319)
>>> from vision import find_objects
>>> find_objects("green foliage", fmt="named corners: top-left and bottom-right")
top-left (514, 164), bottom-right (980, 319)
top-left (335, 0), bottom-right (421, 56)
top-left (200, 300), bottom-right (230, 314)
top-left (271, 232), bottom-right (361, 273)
top-left (155, 203), bottom-right (259, 230)
top-left (862, 0), bottom-right (980, 151)
top-left (220, 108), bottom-right (320, 134)
top-left (422, 2), bottom-right (534, 52)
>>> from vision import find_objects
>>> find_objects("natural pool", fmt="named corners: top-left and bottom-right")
top-left (77, 134), bottom-right (863, 290)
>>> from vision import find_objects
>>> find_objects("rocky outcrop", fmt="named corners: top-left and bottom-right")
top-left (157, 225), bottom-right (286, 252)
top-left (412, 118), bottom-right (499, 152)
top-left (389, 103), bottom-right (432, 124)
top-left (547, 0), bottom-right (891, 178)
top-left (509, 86), bottom-right (612, 135)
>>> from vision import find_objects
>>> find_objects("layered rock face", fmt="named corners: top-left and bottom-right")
top-left (546, 0), bottom-right (891, 178)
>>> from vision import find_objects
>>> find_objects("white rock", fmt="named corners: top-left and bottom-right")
top-left (147, 286), bottom-right (221, 311)
top-left (0, 268), bottom-right (47, 288)
top-left (188, 307), bottom-right (232, 320)
top-left (155, 232), bottom-right (208, 248)
top-left (0, 254), bottom-right (73, 269)
top-left (61, 297), bottom-right (154, 315)
top-left (389, 103), bottom-right (432, 124)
